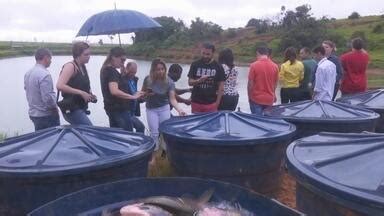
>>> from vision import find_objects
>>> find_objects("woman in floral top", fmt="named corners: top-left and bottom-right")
top-left (218, 48), bottom-right (239, 111)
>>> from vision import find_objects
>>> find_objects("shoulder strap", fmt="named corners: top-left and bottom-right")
top-left (57, 62), bottom-right (77, 102)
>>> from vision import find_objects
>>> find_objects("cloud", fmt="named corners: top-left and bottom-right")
top-left (0, 0), bottom-right (383, 42)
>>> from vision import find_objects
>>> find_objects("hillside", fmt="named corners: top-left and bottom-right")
top-left (141, 15), bottom-right (384, 68)
top-left (1, 15), bottom-right (383, 69)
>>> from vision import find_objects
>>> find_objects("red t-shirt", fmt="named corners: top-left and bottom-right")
top-left (248, 58), bottom-right (279, 105)
top-left (340, 50), bottom-right (369, 94)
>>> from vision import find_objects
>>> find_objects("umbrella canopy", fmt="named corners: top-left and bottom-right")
top-left (76, 9), bottom-right (161, 38)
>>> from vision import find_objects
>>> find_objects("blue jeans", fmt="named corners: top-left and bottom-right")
top-left (131, 115), bottom-right (145, 133)
top-left (249, 100), bottom-right (268, 115)
top-left (107, 111), bottom-right (133, 132)
top-left (30, 114), bottom-right (60, 131)
top-left (63, 109), bottom-right (92, 126)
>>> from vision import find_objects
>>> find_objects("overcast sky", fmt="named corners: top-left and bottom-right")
top-left (0, 0), bottom-right (383, 44)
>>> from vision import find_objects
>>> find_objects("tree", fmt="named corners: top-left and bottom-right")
top-left (246, 18), bottom-right (269, 34)
top-left (189, 17), bottom-right (223, 41)
top-left (281, 4), bottom-right (312, 28)
top-left (108, 35), bottom-right (114, 44)
top-left (279, 5), bottom-right (327, 51)
top-left (134, 16), bottom-right (186, 43)
top-left (348, 12), bottom-right (360, 19)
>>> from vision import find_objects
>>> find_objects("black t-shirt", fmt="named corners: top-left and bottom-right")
top-left (188, 59), bottom-right (225, 104)
top-left (100, 66), bottom-right (128, 112)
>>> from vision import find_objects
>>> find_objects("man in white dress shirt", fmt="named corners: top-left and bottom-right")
top-left (24, 48), bottom-right (60, 131)
top-left (312, 46), bottom-right (336, 101)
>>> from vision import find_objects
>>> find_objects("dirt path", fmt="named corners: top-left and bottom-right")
top-left (276, 171), bottom-right (296, 209)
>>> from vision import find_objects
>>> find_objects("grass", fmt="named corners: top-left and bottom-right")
top-left (0, 41), bottom-right (117, 59)
top-left (0, 133), bottom-right (6, 141)
top-left (368, 73), bottom-right (384, 88)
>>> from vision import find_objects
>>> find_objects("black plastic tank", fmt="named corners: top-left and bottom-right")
top-left (287, 132), bottom-right (384, 216)
top-left (28, 177), bottom-right (303, 216)
top-left (264, 100), bottom-right (379, 139)
top-left (159, 111), bottom-right (296, 195)
top-left (0, 125), bottom-right (154, 216)
top-left (337, 89), bottom-right (384, 132)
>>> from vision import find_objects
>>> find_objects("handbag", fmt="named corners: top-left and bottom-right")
top-left (56, 92), bottom-right (77, 114)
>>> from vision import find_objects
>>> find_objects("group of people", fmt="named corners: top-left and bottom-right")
top-left (248, 37), bottom-right (369, 114)
top-left (24, 37), bottom-right (369, 143)
top-left (24, 42), bottom-right (239, 150)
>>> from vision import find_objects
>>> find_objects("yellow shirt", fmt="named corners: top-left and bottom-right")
top-left (279, 60), bottom-right (304, 88)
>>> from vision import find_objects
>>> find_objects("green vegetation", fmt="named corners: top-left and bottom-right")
top-left (1, 4), bottom-right (383, 71)
top-left (0, 133), bottom-right (6, 141)
top-left (125, 4), bottom-right (384, 69)
top-left (0, 41), bottom-right (115, 59)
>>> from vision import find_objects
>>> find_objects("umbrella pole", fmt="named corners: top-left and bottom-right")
top-left (118, 33), bottom-right (121, 46)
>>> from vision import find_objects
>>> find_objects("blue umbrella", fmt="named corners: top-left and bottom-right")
top-left (76, 9), bottom-right (161, 45)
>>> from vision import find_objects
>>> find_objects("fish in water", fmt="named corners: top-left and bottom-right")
top-left (119, 203), bottom-right (172, 216)
top-left (119, 189), bottom-right (255, 216)
top-left (120, 189), bottom-right (213, 216)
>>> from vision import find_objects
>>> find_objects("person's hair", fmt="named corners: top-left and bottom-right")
top-left (301, 47), bottom-right (311, 54)
top-left (267, 48), bottom-right (273, 57)
top-left (256, 46), bottom-right (269, 55)
top-left (352, 37), bottom-right (364, 50)
top-left (101, 47), bottom-right (126, 72)
top-left (202, 42), bottom-right (215, 52)
top-left (313, 46), bottom-right (326, 55)
top-left (149, 58), bottom-right (167, 82)
top-left (126, 61), bottom-right (137, 69)
top-left (284, 47), bottom-right (297, 65)
top-left (35, 48), bottom-right (52, 61)
top-left (72, 41), bottom-right (90, 59)
top-left (322, 40), bottom-right (336, 51)
top-left (168, 64), bottom-right (182, 75)
top-left (218, 48), bottom-right (234, 69)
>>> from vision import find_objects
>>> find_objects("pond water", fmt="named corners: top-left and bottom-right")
top-left (0, 56), bottom-right (281, 136)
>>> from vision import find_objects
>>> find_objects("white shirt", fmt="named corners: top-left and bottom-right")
top-left (313, 58), bottom-right (336, 101)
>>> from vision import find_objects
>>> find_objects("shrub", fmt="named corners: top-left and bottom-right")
top-left (223, 28), bottom-right (237, 39)
top-left (348, 12), bottom-right (360, 19)
top-left (372, 24), bottom-right (384, 33)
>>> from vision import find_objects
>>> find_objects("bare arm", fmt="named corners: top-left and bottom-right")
top-left (109, 82), bottom-right (143, 100)
top-left (175, 94), bottom-right (191, 105)
top-left (169, 90), bottom-right (186, 116)
top-left (175, 87), bottom-right (191, 95)
top-left (56, 63), bottom-right (93, 102)
top-left (215, 81), bottom-right (224, 107)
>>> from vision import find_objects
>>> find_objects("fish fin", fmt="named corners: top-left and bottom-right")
top-left (197, 188), bottom-right (214, 204)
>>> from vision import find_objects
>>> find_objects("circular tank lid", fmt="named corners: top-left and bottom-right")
top-left (287, 132), bottom-right (384, 209)
top-left (337, 89), bottom-right (384, 110)
top-left (0, 126), bottom-right (154, 176)
top-left (263, 100), bottom-right (379, 122)
top-left (159, 111), bottom-right (296, 145)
